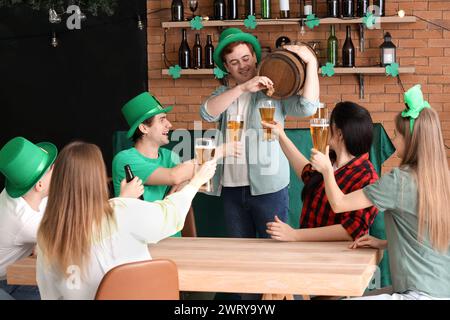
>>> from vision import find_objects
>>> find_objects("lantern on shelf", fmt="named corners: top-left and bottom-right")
top-left (380, 32), bottom-right (396, 67)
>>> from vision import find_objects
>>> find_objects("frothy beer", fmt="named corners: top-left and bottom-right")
top-left (310, 119), bottom-right (329, 154)
top-left (227, 120), bottom-right (244, 142)
top-left (259, 107), bottom-right (276, 141)
top-left (195, 140), bottom-right (215, 192)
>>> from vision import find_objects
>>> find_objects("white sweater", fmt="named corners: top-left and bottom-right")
top-left (36, 185), bottom-right (197, 300)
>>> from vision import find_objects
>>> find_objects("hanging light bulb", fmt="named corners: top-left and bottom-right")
top-left (398, 10), bottom-right (405, 18)
top-left (137, 14), bottom-right (144, 30)
top-left (300, 19), bottom-right (306, 36)
top-left (49, 8), bottom-right (62, 23)
top-left (51, 31), bottom-right (59, 47)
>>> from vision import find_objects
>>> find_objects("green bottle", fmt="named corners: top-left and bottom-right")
top-left (261, 0), bottom-right (271, 19)
top-left (327, 25), bottom-right (338, 66)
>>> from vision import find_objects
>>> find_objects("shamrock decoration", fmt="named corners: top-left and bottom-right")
top-left (402, 84), bottom-right (431, 133)
top-left (321, 63), bottom-right (335, 77)
top-left (168, 65), bottom-right (182, 79)
top-left (190, 16), bottom-right (203, 30)
top-left (213, 67), bottom-right (227, 79)
top-left (385, 63), bottom-right (399, 77)
top-left (305, 14), bottom-right (320, 29)
top-left (362, 12), bottom-right (376, 29)
top-left (244, 15), bottom-right (257, 30)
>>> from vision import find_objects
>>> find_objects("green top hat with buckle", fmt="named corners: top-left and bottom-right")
top-left (213, 27), bottom-right (262, 73)
top-left (122, 92), bottom-right (173, 139)
top-left (0, 137), bottom-right (58, 198)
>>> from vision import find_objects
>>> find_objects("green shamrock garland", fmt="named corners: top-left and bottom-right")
top-left (244, 15), bottom-right (257, 30)
top-left (213, 67), bottom-right (227, 79)
top-left (362, 12), bottom-right (376, 29)
top-left (386, 63), bottom-right (399, 77)
top-left (190, 16), bottom-right (203, 30)
top-left (321, 63), bottom-right (335, 77)
top-left (168, 65), bottom-right (182, 79)
top-left (305, 14), bottom-right (320, 29)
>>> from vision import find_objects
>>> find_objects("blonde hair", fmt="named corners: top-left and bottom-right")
top-left (395, 108), bottom-right (450, 252)
top-left (37, 141), bottom-right (115, 277)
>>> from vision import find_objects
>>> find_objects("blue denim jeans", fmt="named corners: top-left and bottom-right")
top-left (222, 186), bottom-right (289, 238)
top-left (0, 280), bottom-right (40, 300)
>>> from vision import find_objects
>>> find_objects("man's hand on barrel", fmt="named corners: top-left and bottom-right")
top-left (239, 76), bottom-right (274, 94)
top-left (283, 44), bottom-right (318, 66)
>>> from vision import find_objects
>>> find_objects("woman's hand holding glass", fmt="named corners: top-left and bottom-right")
top-left (310, 145), bottom-right (333, 175)
top-left (189, 159), bottom-right (217, 189)
top-left (261, 120), bottom-right (286, 139)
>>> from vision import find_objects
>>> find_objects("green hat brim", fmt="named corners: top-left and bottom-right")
top-left (213, 33), bottom-right (261, 73)
top-left (126, 106), bottom-right (173, 139)
top-left (5, 142), bottom-right (58, 198)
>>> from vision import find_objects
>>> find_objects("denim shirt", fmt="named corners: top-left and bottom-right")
top-left (200, 85), bottom-right (319, 196)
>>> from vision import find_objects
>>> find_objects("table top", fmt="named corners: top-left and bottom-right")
top-left (7, 237), bottom-right (381, 297)
top-left (149, 237), bottom-right (381, 296)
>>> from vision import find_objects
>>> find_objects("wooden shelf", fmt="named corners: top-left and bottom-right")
top-left (162, 16), bottom-right (416, 29)
top-left (162, 67), bottom-right (415, 76)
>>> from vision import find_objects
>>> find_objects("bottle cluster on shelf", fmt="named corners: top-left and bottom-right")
top-left (171, 0), bottom-right (386, 21)
top-left (179, 29), bottom-right (215, 69)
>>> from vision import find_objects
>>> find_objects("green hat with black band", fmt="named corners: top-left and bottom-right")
top-left (213, 28), bottom-right (262, 73)
top-left (122, 92), bottom-right (173, 139)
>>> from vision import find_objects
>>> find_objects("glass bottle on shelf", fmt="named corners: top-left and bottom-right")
top-left (261, 0), bottom-right (271, 19)
top-left (193, 33), bottom-right (202, 69)
top-left (342, 26), bottom-right (355, 67)
top-left (178, 28), bottom-right (191, 69)
top-left (357, 0), bottom-right (369, 17)
top-left (204, 35), bottom-right (215, 69)
top-left (171, 0), bottom-right (184, 21)
top-left (342, 0), bottom-right (354, 18)
top-left (280, 0), bottom-right (290, 18)
top-left (245, 0), bottom-right (256, 16)
top-left (327, 25), bottom-right (338, 66)
top-left (374, 0), bottom-right (385, 17)
top-left (228, 0), bottom-right (238, 20)
top-left (214, 0), bottom-right (226, 20)
top-left (327, 0), bottom-right (339, 18)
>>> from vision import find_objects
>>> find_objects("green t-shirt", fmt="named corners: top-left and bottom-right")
top-left (112, 147), bottom-right (182, 237)
top-left (363, 167), bottom-right (450, 298)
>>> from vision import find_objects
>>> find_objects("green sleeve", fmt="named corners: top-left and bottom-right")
top-left (112, 153), bottom-right (125, 197)
top-left (363, 168), bottom-right (400, 212)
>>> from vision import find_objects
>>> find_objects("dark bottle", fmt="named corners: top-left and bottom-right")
top-left (342, 25), bottom-right (355, 67)
top-left (374, 0), bottom-right (385, 16)
top-left (327, 25), bottom-right (338, 66)
top-left (261, 0), bottom-right (271, 19)
top-left (342, 0), bottom-right (354, 18)
top-left (193, 33), bottom-right (202, 69)
top-left (214, 0), bottom-right (226, 20)
top-left (228, 0), bottom-right (238, 20)
top-left (124, 165), bottom-right (144, 200)
top-left (204, 35), bottom-right (215, 68)
top-left (327, 0), bottom-right (340, 18)
top-left (245, 0), bottom-right (256, 16)
top-left (178, 28), bottom-right (191, 69)
top-left (171, 0), bottom-right (184, 22)
top-left (357, 0), bottom-right (369, 17)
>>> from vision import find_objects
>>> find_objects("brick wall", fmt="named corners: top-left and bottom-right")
top-left (147, 0), bottom-right (450, 172)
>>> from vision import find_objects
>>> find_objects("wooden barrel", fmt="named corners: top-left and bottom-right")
top-left (257, 45), bottom-right (317, 99)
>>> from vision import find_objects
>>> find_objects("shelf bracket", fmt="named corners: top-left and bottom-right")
top-left (359, 23), bottom-right (365, 52)
top-left (358, 74), bottom-right (365, 99)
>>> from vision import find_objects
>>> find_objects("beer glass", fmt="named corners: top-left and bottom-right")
top-left (194, 138), bottom-right (216, 192)
top-left (313, 103), bottom-right (328, 119)
top-left (259, 99), bottom-right (276, 141)
top-left (227, 114), bottom-right (244, 142)
top-left (310, 118), bottom-right (329, 153)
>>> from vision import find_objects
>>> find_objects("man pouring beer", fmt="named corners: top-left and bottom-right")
top-left (200, 28), bottom-right (320, 239)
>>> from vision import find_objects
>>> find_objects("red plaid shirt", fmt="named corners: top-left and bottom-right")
top-left (300, 153), bottom-right (379, 240)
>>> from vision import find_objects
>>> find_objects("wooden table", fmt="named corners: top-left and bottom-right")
top-left (7, 237), bottom-right (381, 299)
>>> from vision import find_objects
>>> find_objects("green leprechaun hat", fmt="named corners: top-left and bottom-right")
top-left (0, 137), bottom-right (57, 198)
top-left (122, 92), bottom-right (173, 139)
top-left (213, 27), bottom-right (262, 73)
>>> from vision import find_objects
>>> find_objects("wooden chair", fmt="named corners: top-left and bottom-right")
top-left (95, 259), bottom-right (179, 300)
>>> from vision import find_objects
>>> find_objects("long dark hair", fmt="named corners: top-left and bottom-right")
top-left (301, 101), bottom-right (374, 201)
